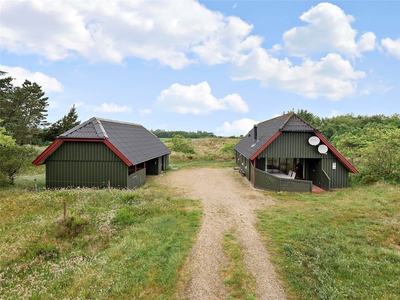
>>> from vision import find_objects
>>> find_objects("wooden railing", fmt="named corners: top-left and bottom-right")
top-left (128, 168), bottom-right (146, 189)
top-left (321, 169), bottom-right (331, 191)
top-left (254, 168), bottom-right (312, 192)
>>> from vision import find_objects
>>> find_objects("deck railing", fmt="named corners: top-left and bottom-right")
top-left (128, 168), bottom-right (146, 189)
top-left (321, 169), bottom-right (331, 191)
top-left (254, 168), bottom-right (312, 192)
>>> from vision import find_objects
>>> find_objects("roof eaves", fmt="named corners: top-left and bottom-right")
top-left (315, 132), bottom-right (358, 174)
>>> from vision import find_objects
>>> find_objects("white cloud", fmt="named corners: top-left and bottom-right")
top-left (216, 118), bottom-right (257, 136)
top-left (75, 102), bottom-right (131, 113)
top-left (283, 3), bottom-right (375, 57)
top-left (0, 65), bottom-right (63, 92)
top-left (0, 0), bottom-right (261, 69)
top-left (139, 108), bottom-right (152, 116)
top-left (233, 49), bottom-right (365, 100)
top-left (381, 37), bottom-right (400, 59)
top-left (156, 81), bottom-right (248, 114)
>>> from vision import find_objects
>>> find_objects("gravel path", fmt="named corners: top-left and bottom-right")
top-left (157, 167), bottom-right (287, 300)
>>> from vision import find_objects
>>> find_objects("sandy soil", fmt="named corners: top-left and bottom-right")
top-left (156, 167), bottom-right (287, 300)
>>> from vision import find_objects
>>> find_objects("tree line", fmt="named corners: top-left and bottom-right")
top-left (151, 129), bottom-right (216, 139)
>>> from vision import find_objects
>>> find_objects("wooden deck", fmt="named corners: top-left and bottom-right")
top-left (312, 184), bottom-right (326, 194)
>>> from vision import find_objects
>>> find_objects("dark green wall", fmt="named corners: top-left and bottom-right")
top-left (46, 142), bottom-right (127, 188)
top-left (258, 132), bottom-right (349, 188)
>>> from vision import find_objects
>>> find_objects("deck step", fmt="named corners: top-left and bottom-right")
top-left (312, 185), bottom-right (326, 194)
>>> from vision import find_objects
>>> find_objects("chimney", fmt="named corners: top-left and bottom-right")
top-left (254, 124), bottom-right (258, 144)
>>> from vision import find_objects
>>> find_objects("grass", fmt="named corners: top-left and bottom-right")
top-left (0, 177), bottom-right (202, 299)
top-left (222, 229), bottom-right (257, 300)
top-left (2, 138), bottom-right (399, 298)
top-left (257, 183), bottom-right (400, 300)
top-left (167, 137), bottom-right (238, 170)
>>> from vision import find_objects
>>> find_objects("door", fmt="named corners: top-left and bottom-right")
top-left (307, 159), bottom-right (322, 187)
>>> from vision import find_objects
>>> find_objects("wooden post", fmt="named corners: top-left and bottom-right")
top-left (63, 201), bottom-right (66, 222)
top-left (108, 180), bottom-right (110, 190)
top-left (34, 178), bottom-right (37, 192)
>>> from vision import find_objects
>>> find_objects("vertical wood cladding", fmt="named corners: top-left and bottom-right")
top-left (46, 141), bottom-right (127, 188)
top-left (257, 132), bottom-right (349, 189)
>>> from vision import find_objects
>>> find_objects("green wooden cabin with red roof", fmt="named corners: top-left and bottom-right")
top-left (234, 113), bottom-right (358, 192)
top-left (33, 117), bottom-right (170, 189)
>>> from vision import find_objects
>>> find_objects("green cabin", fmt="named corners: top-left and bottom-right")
top-left (33, 117), bottom-right (170, 189)
top-left (234, 113), bottom-right (358, 192)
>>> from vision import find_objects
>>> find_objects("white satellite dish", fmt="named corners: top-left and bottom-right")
top-left (318, 144), bottom-right (328, 154)
top-left (308, 136), bottom-right (320, 146)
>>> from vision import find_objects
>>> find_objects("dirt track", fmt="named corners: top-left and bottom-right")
top-left (157, 167), bottom-right (287, 300)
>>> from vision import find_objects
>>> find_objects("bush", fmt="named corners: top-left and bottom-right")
top-left (170, 134), bottom-right (195, 154)
top-left (56, 216), bottom-right (89, 238)
top-left (0, 145), bottom-right (38, 186)
top-left (219, 141), bottom-right (236, 153)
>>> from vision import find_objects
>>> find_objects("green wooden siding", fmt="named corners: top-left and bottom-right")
top-left (46, 142), bottom-right (127, 188)
top-left (258, 132), bottom-right (349, 189)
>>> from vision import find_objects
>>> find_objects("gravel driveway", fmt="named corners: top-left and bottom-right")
top-left (157, 167), bottom-right (287, 300)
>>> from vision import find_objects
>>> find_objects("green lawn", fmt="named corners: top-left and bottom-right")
top-left (257, 183), bottom-right (400, 300)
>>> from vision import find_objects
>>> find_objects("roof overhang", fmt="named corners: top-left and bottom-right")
top-left (250, 131), bottom-right (282, 160)
top-left (32, 138), bottom-right (133, 167)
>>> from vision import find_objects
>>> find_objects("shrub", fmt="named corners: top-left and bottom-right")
top-left (170, 134), bottom-right (195, 154)
top-left (56, 216), bottom-right (88, 238)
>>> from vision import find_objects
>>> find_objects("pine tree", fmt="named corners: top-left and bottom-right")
top-left (0, 73), bottom-right (49, 145)
top-left (42, 105), bottom-right (80, 142)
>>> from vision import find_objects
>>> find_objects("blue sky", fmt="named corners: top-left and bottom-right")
top-left (1, 0), bottom-right (399, 136)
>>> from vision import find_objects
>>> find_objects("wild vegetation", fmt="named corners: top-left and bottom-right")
top-left (258, 184), bottom-right (400, 299)
top-left (1, 135), bottom-right (399, 299)
top-left (294, 109), bottom-right (400, 184)
top-left (0, 175), bottom-right (202, 299)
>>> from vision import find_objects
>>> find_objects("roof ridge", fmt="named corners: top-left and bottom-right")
top-left (58, 117), bottom-right (95, 138)
top-left (96, 117), bottom-right (142, 127)
top-left (257, 113), bottom-right (291, 126)
top-left (93, 118), bottom-right (108, 139)
top-left (279, 112), bottom-right (295, 130)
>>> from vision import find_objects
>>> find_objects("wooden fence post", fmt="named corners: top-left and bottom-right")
top-left (63, 201), bottom-right (67, 222)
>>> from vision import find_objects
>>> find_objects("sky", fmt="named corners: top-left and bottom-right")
top-left (1, 0), bottom-right (399, 136)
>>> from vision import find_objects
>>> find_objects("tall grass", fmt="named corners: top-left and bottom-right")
top-left (0, 177), bottom-right (201, 299)
top-left (168, 137), bottom-right (238, 170)
top-left (257, 183), bottom-right (400, 299)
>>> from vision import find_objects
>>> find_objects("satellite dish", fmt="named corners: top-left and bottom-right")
top-left (318, 144), bottom-right (328, 154)
top-left (308, 136), bottom-right (320, 146)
